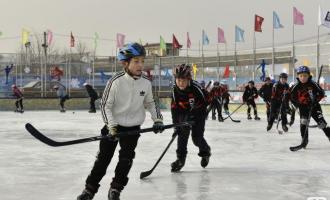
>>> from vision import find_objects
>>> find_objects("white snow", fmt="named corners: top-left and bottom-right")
top-left (1, 110), bottom-right (330, 200)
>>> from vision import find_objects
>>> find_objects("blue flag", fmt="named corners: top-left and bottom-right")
top-left (257, 59), bottom-right (267, 81)
top-left (235, 26), bottom-right (244, 42)
top-left (273, 11), bottom-right (284, 29)
top-left (202, 30), bottom-right (209, 45)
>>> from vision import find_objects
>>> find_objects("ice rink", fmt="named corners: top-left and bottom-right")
top-left (1, 110), bottom-right (330, 200)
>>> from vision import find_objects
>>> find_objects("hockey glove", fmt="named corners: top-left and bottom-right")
top-left (101, 124), bottom-right (118, 141)
top-left (153, 120), bottom-right (164, 133)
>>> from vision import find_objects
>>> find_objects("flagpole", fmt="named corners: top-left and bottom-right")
top-left (272, 18), bottom-right (275, 77)
top-left (253, 31), bottom-right (256, 81)
top-left (292, 22), bottom-right (295, 82)
top-left (69, 47), bottom-right (72, 96)
top-left (115, 48), bottom-right (118, 72)
top-left (93, 46), bottom-right (96, 88)
top-left (217, 43), bottom-right (220, 82)
top-left (316, 25), bottom-right (320, 79)
top-left (186, 47), bottom-right (189, 65)
top-left (235, 40), bottom-right (238, 90)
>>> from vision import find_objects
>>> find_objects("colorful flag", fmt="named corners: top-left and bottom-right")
top-left (255, 15), bottom-right (264, 32)
top-left (217, 27), bottom-right (226, 43)
top-left (94, 32), bottom-right (99, 49)
top-left (318, 5), bottom-right (330, 28)
top-left (116, 33), bottom-right (125, 48)
top-left (172, 34), bottom-right (180, 49)
top-left (273, 11), bottom-right (284, 29)
top-left (202, 30), bottom-right (209, 45)
top-left (223, 64), bottom-right (230, 78)
top-left (160, 36), bottom-right (166, 50)
top-left (47, 30), bottom-right (53, 45)
top-left (22, 29), bottom-right (30, 45)
top-left (187, 32), bottom-right (191, 48)
top-left (235, 26), bottom-right (245, 42)
top-left (293, 7), bottom-right (304, 25)
top-left (70, 32), bottom-right (75, 47)
top-left (192, 63), bottom-right (198, 80)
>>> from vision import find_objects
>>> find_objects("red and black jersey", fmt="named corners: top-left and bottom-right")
top-left (290, 77), bottom-right (325, 107)
top-left (208, 86), bottom-right (224, 101)
top-left (12, 87), bottom-right (23, 98)
top-left (171, 80), bottom-right (207, 123)
top-left (271, 82), bottom-right (289, 102)
top-left (243, 86), bottom-right (258, 102)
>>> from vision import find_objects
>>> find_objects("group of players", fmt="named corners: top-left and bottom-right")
top-left (8, 42), bottom-right (330, 200)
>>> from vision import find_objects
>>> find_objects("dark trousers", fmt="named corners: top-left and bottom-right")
top-left (15, 98), bottom-right (23, 110)
top-left (211, 98), bottom-right (222, 118)
top-left (246, 100), bottom-right (257, 116)
top-left (85, 125), bottom-right (140, 193)
top-left (269, 101), bottom-right (288, 125)
top-left (299, 104), bottom-right (330, 143)
top-left (176, 115), bottom-right (211, 159)
top-left (60, 95), bottom-right (69, 109)
top-left (223, 97), bottom-right (229, 112)
top-left (90, 97), bottom-right (97, 111)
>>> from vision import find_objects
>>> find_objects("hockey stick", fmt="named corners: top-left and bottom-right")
top-left (276, 91), bottom-right (288, 134)
top-left (25, 122), bottom-right (193, 147)
top-left (140, 133), bottom-right (178, 179)
top-left (223, 102), bottom-right (246, 121)
top-left (290, 65), bottom-right (324, 151)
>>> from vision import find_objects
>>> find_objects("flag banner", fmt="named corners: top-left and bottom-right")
top-left (255, 15), bottom-right (264, 32)
top-left (47, 30), bottom-right (53, 45)
top-left (172, 34), bottom-right (180, 49)
top-left (319, 6), bottom-right (330, 28)
top-left (223, 64), bottom-right (230, 78)
top-left (273, 11), bottom-right (284, 29)
top-left (192, 63), bottom-right (198, 80)
top-left (293, 7), bottom-right (304, 25)
top-left (187, 32), bottom-right (191, 48)
top-left (22, 29), bottom-right (30, 45)
top-left (116, 33), bottom-right (125, 48)
top-left (235, 26), bottom-right (245, 42)
top-left (160, 36), bottom-right (166, 50)
top-left (217, 27), bottom-right (226, 43)
top-left (202, 30), bottom-right (209, 45)
top-left (70, 32), bottom-right (75, 47)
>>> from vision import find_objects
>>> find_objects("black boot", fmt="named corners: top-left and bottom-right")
top-left (201, 155), bottom-right (210, 168)
top-left (88, 109), bottom-right (96, 113)
top-left (218, 115), bottom-right (224, 122)
top-left (171, 158), bottom-right (185, 172)
top-left (267, 123), bottom-right (273, 131)
top-left (247, 114), bottom-right (252, 120)
top-left (108, 188), bottom-right (120, 200)
top-left (77, 189), bottom-right (94, 200)
top-left (254, 115), bottom-right (260, 120)
top-left (212, 115), bottom-right (216, 120)
top-left (282, 124), bottom-right (289, 132)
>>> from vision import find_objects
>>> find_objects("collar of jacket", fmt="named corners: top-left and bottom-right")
top-left (124, 71), bottom-right (141, 80)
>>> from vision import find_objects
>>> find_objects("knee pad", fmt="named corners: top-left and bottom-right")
top-left (300, 118), bottom-right (308, 125)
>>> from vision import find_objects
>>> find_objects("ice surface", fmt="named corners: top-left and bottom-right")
top-left (1, 110), bottom-right (330, 200)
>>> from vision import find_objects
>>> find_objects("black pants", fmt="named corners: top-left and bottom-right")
top-left (211, 98), bottom-right (222, 119)
top-left (90, 97), bottom-right (97, 111)
top-left (176, 115), bottom-right (211, 160)
top-left (60, 95), bottom-right (69, 109)
top-left (85, 125), bottom-right (140, 193)
top-left (15, 98), bottom-right (23, 110)
top-left (269, 101), bottom-right (288, 125)
top-left (223, 97), bottom-right (229, 112)
top-left (246, 100), bottom-right (257, 116)
top-left (299, 103), bottom-right (330, 143)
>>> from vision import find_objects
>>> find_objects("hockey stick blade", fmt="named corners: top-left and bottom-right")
top-left (25, 122), bottom-right (193, 147)
top-left (289, 144), bottom-right (305, 152)
top-left (228, 115), bottom-right (240, 123)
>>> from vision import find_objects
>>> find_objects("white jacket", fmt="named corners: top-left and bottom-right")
top-left (101, 71), bottom-right (162, 127)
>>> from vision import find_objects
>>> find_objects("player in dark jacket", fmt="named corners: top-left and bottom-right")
top-left (242, 80), bottom-right (260, 120)
top-left (83, 83), bottom-right (99, 113)
top-left (258, 77), bottom-right (273, 121)
top-left (221, 83), bottom-right (231, 115)
top-left (208, 81), bottom-right (224, 121)
top-left (170, 64), bottom-right (211, 172)
top-left (290, 66), bottom-right (330, 148)
top-left (12, 84), bottom-right (24, 113)
top-left (267, 73), bottom-right (290, 132)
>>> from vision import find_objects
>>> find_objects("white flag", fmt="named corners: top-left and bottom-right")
top-left (318, 5), bottom-right (330, 28)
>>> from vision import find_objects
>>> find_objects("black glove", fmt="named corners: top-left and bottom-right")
top-left (153, 121), bottom-right (165, 133)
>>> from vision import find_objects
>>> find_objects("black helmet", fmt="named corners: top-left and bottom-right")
top-left (173, 64), bottom-right (192, 79)
top-left (248, 80), bottom-right (255, 85)
top-left (264, 77), bottom-right (271, 82)
top-left (279, 73), bottom-right (288, 79)
top-left (117, 43), bottom-right (146, 61)
top-left (213, 81), bottom-right (220, 86)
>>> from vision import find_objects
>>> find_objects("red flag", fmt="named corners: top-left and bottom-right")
top-left (172, 34), bottom-right (180, 49)
top-left (254, 15), bottom-right (264, 32)
top-left (187, 32), bottom-right (191, 48)
top-left (70, 32), bottom-right (75, 47)
top-left (223, 65), bottom-right (230, 78)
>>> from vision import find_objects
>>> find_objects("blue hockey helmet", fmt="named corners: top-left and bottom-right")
top-left (296, 66), bottom-right (310, 75)
top-left (117, 43), bottom-right (146, 61)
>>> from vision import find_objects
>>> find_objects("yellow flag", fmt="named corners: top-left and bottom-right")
top-left (192, 63), bottom-right (198, 80)
top-left (303, 59), bottom-right (310, 66)
top-left (22, 29), bottom-right (30, 45)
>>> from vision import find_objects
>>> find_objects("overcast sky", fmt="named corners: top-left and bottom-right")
top-left (1, 0), bottom-right (330, 56)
